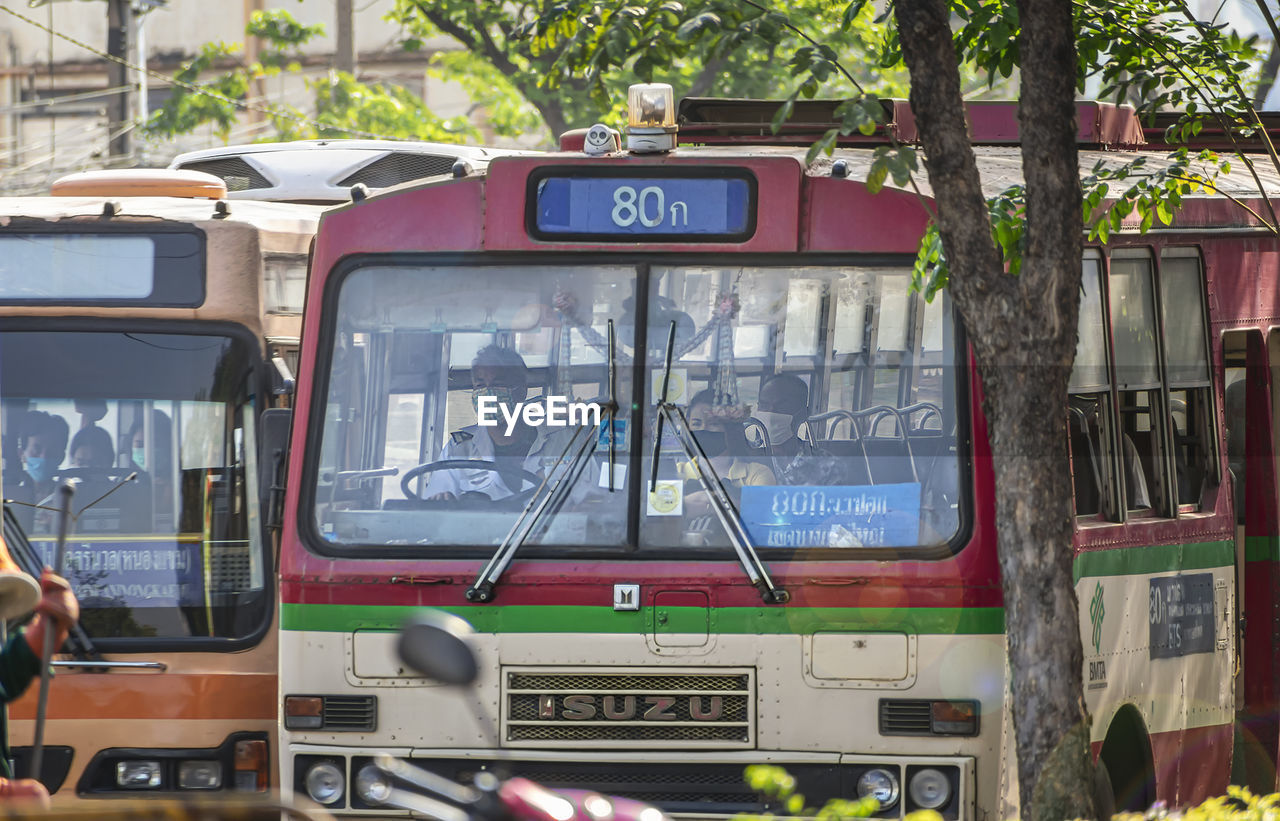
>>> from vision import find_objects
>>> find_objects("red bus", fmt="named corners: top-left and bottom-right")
top-left (278, 90), bottom-right (1267, 818)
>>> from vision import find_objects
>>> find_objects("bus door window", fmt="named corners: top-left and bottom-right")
top-left (1109, 251), bottom-right (1170, 515)
top-left (1159, 250), bottom-right (1218, 509)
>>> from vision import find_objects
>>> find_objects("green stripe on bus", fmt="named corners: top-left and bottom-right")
top-left (279, 603), bottom-right (1005, 635)
top-left (1244, 535), bottom-right (1280, 563)
top-left (1073, 540), bottom-right (1233, 581)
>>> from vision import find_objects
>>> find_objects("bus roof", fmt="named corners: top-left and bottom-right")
top-left (169, 139), bottom-right (539, 203)
top-left (358, 142), bottom-right (1280, 202)
top-left (0, 195), bottom-right (325, 235)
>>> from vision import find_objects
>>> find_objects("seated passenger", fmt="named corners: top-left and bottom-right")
top-left (754, 374), bottom-right (810, 461)
top-left (125, 411), bottom-right (171, 524)
top-left (682, 390), bottom-right (774, 509)
top-left (5, 411), bottom-right (69, 533)
top-left (423, 346), bottom-right (585, 502)
top-left (65, 425), bottom-right (149, 532)
top-left (69, 425), bottom-right (114, 470)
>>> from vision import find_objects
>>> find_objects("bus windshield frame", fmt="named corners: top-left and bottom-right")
top-left (301, 254), bottom-right (972, 562)
top-left (0, 318), bottom-right (274, 653)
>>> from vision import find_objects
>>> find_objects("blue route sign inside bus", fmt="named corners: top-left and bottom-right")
top-left (34, 538), bottom-right (207, 608)
top-left (740, 483), bottom-right (922, 548)
top-left (533, 176), bottom-right (753, 239)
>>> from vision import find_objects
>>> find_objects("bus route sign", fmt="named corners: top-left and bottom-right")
top-left (1148, 573), bottom-right (1215, 658)
top-left (740, 483), bottom-right (921, 548)
top-left (531, 174), bottom-right (754, 240)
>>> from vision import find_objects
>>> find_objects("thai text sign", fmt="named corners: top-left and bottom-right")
top-left (740, 483), bottom-right (921, 548)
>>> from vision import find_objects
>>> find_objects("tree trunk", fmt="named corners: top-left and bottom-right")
top-left (893, 0), bottom-right (1095, 817)
top-left (531, 97), bottom-right (569, 142)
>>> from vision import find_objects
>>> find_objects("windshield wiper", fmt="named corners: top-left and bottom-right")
top-left (465, 413), bottom-right (605, 603)
top-left (606, 319), bottom-right (619, 493)
top-left (648, 320), bottom-right (787, 605)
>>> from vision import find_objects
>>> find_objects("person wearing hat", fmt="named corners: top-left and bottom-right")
top-left (0, 567), bottom-right (79, 806)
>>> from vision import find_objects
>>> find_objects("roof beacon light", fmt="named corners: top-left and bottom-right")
top-left (626, 83), bottom-right (677, 153)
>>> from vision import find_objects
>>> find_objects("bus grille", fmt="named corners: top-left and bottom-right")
top-left (503, 668), bottom-right (754, 748)
top-left (878, 699), bottom-right (933, 735)
top-left (349, 756), bottom-right (844, 815)
top-left (323, 695), bottom-right (377, 731)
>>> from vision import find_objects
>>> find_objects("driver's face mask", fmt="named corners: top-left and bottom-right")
top-left (472, 386), bottom-right (517, 414)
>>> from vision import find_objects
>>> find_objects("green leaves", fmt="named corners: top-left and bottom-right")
top-left (738, 764), bottom-right (879, 821)
top-left (863, 145), bottom-right (917, 193)
top-left (676, 12), bottom-right (722, 40)
top-left (1079, 147), bottom-right (1232, 243)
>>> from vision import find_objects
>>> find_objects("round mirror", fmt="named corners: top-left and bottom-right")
top-left (398, 610), bottom-right (479, 685)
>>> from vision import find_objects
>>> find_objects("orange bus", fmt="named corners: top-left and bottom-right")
top-left (0, 170), bottom-right (321, 802)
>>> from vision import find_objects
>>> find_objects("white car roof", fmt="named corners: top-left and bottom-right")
top-left (169, 139), bottom-right (538, 202)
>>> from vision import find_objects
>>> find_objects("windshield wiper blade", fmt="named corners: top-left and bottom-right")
top-left (606, 318), bottom-right (618, 493)
top-left (465, 416), bottom-right (603, 603)
top-left (657, 403), bottom-right (788, 604)
top-left (646, 319), bottom-right (785, 604)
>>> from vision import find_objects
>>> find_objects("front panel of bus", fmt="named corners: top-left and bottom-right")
top-left (282, 157), bottom-right (1002, 819)
top-left (0, 221), bottom-right (288, 800)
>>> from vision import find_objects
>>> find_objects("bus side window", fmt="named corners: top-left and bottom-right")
top-left (1224, 368), bottom-right (1246, 526)
top-left (1070, 254), bottom-right (1120, 520)
top-left (1109, 252), bottom-right (1170, 514)
top-left (1160, 251), bottom-right (1217, 509)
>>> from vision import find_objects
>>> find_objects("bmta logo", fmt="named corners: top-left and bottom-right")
top-left (1089, 581), bottom-right (1106, 654)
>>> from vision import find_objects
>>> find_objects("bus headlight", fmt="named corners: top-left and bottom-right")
top-left (908, 768), bottom-right (951, 810)
top-left (355, 763), bottom-right (391, 805)
top-left (856, 768), bottom-right (899, 809)
top-left (304, 761), bottom-right (345, 805)
top-left (116, 760), bottom-right (162, 789)
top-left (178, 760), bottom-right (222, 789)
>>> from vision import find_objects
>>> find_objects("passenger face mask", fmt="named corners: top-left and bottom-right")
top-left (754, 410), bottom-right (794, 446)
top-left (132, 446), bottom-right (147, 471)
top-left (693, 429), bottom-right (727, 457)
top-left (23, 456), bottom-right (50, 483)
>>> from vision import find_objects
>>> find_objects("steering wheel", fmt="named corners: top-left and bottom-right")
top-left (400, 460), bottom-right (543, 504)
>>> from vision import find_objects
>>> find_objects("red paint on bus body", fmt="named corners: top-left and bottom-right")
top-left (804, 177), bottom-right (931, 254)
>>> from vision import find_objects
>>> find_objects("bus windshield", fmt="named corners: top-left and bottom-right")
top-left (1, 330), bottom-right (266, 643)
top-left (310, 264), bottom-right (964, 554)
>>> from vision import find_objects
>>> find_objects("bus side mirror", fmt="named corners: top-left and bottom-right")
top-left (271, 356), bottom-right (296, 396)
top-left (398, 610), bottom-right (478, 685)
top-left (259, 408), bottom-right (292, 532)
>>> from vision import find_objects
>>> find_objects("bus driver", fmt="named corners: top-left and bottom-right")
top-left (424, 346), bottom-right (578, 502)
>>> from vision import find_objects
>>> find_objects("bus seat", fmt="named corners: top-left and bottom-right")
top-left (862, 438), bottom-right (917, 485)
top-left (1123, 431), bottom-right (1154, 509)
top-left (1067, 406), bottom-right (1101, 516)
